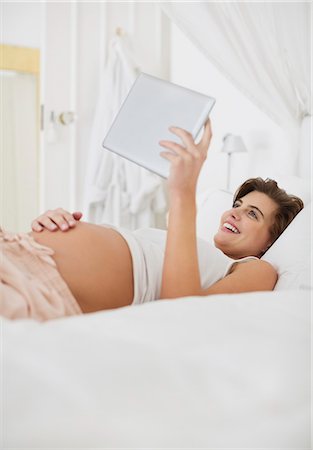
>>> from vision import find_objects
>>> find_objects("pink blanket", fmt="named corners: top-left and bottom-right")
top-left (0, 228), bottom-right (82, 321)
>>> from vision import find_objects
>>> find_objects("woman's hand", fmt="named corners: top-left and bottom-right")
top-left (31, 208), bottom-right (83, 232)
top-left (159, 119), bottom-right (212, 197)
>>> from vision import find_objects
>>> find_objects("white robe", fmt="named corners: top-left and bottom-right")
top-left (83, 35), bottom-right (167, 228)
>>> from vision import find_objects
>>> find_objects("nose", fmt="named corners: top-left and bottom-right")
top-left (231, 208), bottom-right (241, 220)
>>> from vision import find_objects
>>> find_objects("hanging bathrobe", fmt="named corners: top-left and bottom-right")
top-left (83, 34), bottom-right (167, 229)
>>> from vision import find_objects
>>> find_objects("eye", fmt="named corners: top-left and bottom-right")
top-left (232, 201), bottom-right (240, 208)
top-left (248, 209), bottom-right (258, 219)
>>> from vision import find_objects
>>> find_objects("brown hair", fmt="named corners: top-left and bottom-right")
top-left (234, 177), bottom-right (304, 247)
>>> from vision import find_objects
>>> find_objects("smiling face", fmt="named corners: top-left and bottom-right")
top-left (213, 191), bottom-right (278, 259)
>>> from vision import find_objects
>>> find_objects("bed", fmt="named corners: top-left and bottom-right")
top-left (2, 177), bottom-right (311, 449)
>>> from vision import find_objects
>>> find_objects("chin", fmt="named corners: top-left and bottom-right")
top-left (213, 234), bottom-right (226, 253)
top-left (214, 235), bottom-right (239, 259)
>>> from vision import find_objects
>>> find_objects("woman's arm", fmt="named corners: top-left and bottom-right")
top-left (31, 208), bottom-right (83, 232)
top-left (159, 120), bottom-right (212, 299)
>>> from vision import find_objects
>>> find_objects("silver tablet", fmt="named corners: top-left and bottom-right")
top-left (102, 73), bottom-right (215, 178)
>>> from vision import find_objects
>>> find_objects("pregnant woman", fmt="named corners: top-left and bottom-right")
top-left (1, 120), bottom-right (303, 320)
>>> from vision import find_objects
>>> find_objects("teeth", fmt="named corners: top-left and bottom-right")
top-left (223, 222), bottom-right (239, 233)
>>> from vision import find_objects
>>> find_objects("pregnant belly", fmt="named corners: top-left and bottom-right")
top-left (30, 222), bottom-right (134, 313)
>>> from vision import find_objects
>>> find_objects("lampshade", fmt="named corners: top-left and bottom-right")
top-left (221, 134), bottom-right (247, 154)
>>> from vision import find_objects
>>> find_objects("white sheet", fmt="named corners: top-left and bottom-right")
top-left (2, 289), bottom-right (310, 448)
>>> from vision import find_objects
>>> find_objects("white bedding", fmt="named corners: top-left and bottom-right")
top-left (2, 288), bottom-right (310, 448)
top-left (3, 177), bottom-right (311, 448)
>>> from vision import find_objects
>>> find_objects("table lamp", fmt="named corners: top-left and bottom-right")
top-left (221, 134), bottom-right (247, 191)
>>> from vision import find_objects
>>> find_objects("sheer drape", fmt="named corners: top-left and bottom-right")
top-left (161, 2), bottom-right (311, 174)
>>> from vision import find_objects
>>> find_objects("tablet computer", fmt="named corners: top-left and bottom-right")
top-left (102, 73), bottom-right (215, 178)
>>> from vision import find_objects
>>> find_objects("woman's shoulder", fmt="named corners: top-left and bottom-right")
top-left (232, 257), bottom-right (277, 277)
top-left (229, 258), bottom-right (278, 291)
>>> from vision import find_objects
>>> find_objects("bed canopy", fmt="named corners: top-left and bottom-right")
top-left (160, 2), bottom-right (311, 178)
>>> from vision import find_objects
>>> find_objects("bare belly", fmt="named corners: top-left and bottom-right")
top-left (30, 222), bottom-right (134, 313)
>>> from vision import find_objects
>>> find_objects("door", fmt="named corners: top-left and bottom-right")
top-left (0, 44), bottom-right (40, 232)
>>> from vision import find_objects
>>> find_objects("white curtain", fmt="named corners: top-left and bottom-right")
top-left (84, 34), bottom-right (167, 228)
top-left (160, 2), bottom-right (311, 175)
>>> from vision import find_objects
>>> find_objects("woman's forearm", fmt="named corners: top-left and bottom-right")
top-left (159, 120), bottom-right (212, 299)
top-left (160, 192), bottom-right (202, 299)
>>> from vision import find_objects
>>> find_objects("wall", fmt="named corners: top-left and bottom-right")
top-left (1, 2), bottom-right (42, 48)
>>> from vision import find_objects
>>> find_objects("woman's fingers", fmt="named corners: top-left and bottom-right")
top-left (32, 215), bottom-right (58, 232)
top-left (159, 137), bottom-right (205, 166)
top-left (159, 121), bottom-right (213, 195)
top-left (168, 126), bottom-right (195, 150)
top-left (201, 118), bottom-right (213, 148)
top-left (31, 220), bottom-right (44, 232)
top-left (31, 209), bottom-right (83, 232)
top-left (50, 210), bottom-right (75, 230)
top-left (159, 140), bottom-right (189, 158)
top-left (165, 123), bottom-right (212, 158)
top-left (160, 151), bottom-right (180, 164)
top-left (57, 209), bottom-right (82, 228)
top-left (72, 211), bottom-right (83, 221)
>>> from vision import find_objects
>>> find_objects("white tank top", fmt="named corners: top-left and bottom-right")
top-left (107, 226), bottom-right (257, 305)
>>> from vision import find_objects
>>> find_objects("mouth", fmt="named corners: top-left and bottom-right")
top-left (222, 222), bottom-right (240, 234)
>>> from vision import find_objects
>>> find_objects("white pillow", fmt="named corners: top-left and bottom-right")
top-left (196, 184), bottom-right (311, 291)
top-left (263, 202), bottom-right (311, 290)
top-left (263, 174), bottom-right (311, 205)
top-left (196, 188), bottom-right (232, 242)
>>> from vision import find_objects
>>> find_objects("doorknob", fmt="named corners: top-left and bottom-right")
top-left (58, 111), bottom-right (77, 125)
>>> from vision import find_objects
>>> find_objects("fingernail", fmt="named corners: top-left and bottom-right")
top-left (51, 224), bottom-right (57, 230)
top-left (61, 224), bottom-right (68, 230)
top-left (69, 220), bottom-right (76, 227)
